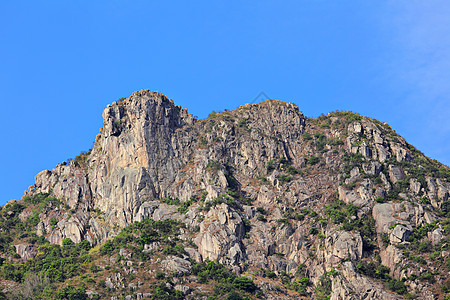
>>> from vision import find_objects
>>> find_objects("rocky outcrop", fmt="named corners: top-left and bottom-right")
top-left (194, 204), bottom-right (245, 265)
top-left (160, 256), bottom-right (192, 274)
top-left (14, 244), bottom-right (36, 260)
top-left (389, 224), bottom-right (412, 245)
top-left (372, 202), bottom-right (415, 234)
top-left (324, 230), bottom-right (363, 265)
top-left (331, 262), bottom-right (402, 300)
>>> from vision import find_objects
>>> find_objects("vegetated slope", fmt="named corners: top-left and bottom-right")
top-left (0, 90), bottom-right (449, 299)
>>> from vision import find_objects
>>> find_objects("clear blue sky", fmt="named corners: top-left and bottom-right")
top-left (1, 1), bottom-right (450, 204)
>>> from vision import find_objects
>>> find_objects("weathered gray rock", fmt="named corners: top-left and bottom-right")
top-left (174, 285), bottom-right (191, 295)
top-left (350, 167), bottom-right (360, 179)
top-left (363, 161), bottom-right (382, 175)
top-left (160, 256), bottom-right (192, 274)
top-left (409, 178), bottom-right (422, 194)
top-left (389, 224), bottom-right (412, 245)
top-left (332, 261), bottom-right (403, 300)
top-left (14, 244), bottom-right (36, 260)
top-left (105, 273), bottom-right (125, 289)
top-left (324, 230), bottom-right (363, 265)
top-left (142, 242), bottom-right (160, 253)
top-left (338, 186), bottom-right (368, 207)
top-left (185, 247), bottom-right (202, 262)
top-left (86, 290), bottom-right (99, 299)
top-left (194, 203), bottom-right (245, 265)
top-left (428, 228), bottom-right (444, 245)
top-left (388, 165), bottom-right (405, 184)
top-left (380, 245), bottom-right (404, 277)
top-left (373, 202), bottom-right (414, 234)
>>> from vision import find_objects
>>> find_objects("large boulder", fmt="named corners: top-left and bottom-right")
top-left (389, 224), bottom-right (412, 245)
top-left (160, 256), bottom-right (192, 274)
top-left (324, 230), bottom-right (363, 266)
top-left (14, 244), bottom-right (36, 260)
top-left (194, 204), bottom-right (245, 265)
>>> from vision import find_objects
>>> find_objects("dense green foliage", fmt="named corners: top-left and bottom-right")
top-left (1, 238), bottom-right (92, 283)
top-left (191, 260), bottom-right (256, 299)
top-left (56, 286), bottom-right (88, 300)
top-left (100, 218), bottom-right (186, 257)
top-left (0, 217), bottom-right (189, 299)
top-left (307, 156), bottom-right (320, 165)
top-left (151, 283), bottom-right (184, 300)
top-left (291, 277), bottom-right (310, 296)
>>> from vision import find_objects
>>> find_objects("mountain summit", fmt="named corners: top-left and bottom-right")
top-left (1, 90), bottom-right (449, 299)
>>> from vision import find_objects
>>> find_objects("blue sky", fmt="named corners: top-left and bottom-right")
top-left (1, 1), bottom-right (449, 204)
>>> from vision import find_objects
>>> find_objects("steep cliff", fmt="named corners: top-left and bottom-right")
top-left (1, 90), bottom-right (449, 299)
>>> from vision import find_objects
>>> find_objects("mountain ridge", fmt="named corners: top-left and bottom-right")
top-left (1, 89), bottom-right (449, 299)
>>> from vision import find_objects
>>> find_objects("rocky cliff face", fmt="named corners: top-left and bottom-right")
top-left (10, 90), bottom-right (450, 299)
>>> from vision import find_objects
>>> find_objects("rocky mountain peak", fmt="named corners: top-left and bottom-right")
top-left (101, 89), bottom-right (194, 137)
top-left (2, 90), bottom-right (450, 299)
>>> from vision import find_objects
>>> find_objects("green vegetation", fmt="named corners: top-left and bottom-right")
top-left (324, 199), bottom-right (376, 251)
top-left (314, 133), bottom-right (327, 152)
top-left (150, 282), bottom-right (184, 299)
top-left (314, 269), bottom-right (337, 299)
top-left (406, 146), bottom-right (450, 181)
top-left (265, 157), bottom-right (302, 176)
top-left (192, 260), bottom-right (256, 299)
top-left (199, 136), bottom-right (208, 146)
top-left (1, 237), bottom-right (92, 283)
top-left (266, 160), bottom-right (276, 172)
top-left (291, 277), bottom-right (310, 296)
top-left (278, 174), bottom-right (292, 183)
top-left (161, 196), bottom-right (181, 206)
top-left (56, 286), bottom-right (88, 300)
top-left (403, 221), bottom-right (439, 253)
top-left (0, 193), bottom-right (63, 255)
top-left (256, 207), bottom-right (266, 215)
top-left (49, 217), bottom-right (58, 230)
top-left (257, 214), bottom-right (267, 222)
top-left (309, 227), bottom-right (318, 235)
top-left (208, 111), bottom-right (218, 119)
top-left (357, 261), bottom-right (407, 294)
top-left (0, 217), bottom-right (191, 298)
top-left (200, 193), bottom-right (237, 212)
top-left (329, 111), bottom-right (362, 123)
top-left (302, 132), bottom-right (312, 140)
top-left (100, 218), bottom-right (185, 256)
top-left (237, 118), bottom-right (250, 131)
top-left (159, 193), bottom-right (205, 214)
top-left (313, 111), bottom-right (362, 131)
top-left (277, 218), bottom-right (289, 226)
top-left (177, 194), bottom-right (202, 214)
top-left (325, 200), bottom-right (357, 225)
top-left (207, 159), bottom-right (222, 172)
top-left (23, 193), bottom-right (61, 212)
top-left (341, 153), bottom-right (365, 178)
top-left (441, 199), bottom-right (450, 218)
top-left (73, 149), bottom-right (92, 168)
top-left (307, 156), bottom-right (320, 165)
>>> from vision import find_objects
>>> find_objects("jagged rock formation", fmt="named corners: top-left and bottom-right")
top-left (4, 90), bottom-right (450, 299)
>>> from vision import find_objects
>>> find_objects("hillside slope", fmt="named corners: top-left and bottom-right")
top-left (1, 90), bottom-right (449, 299)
